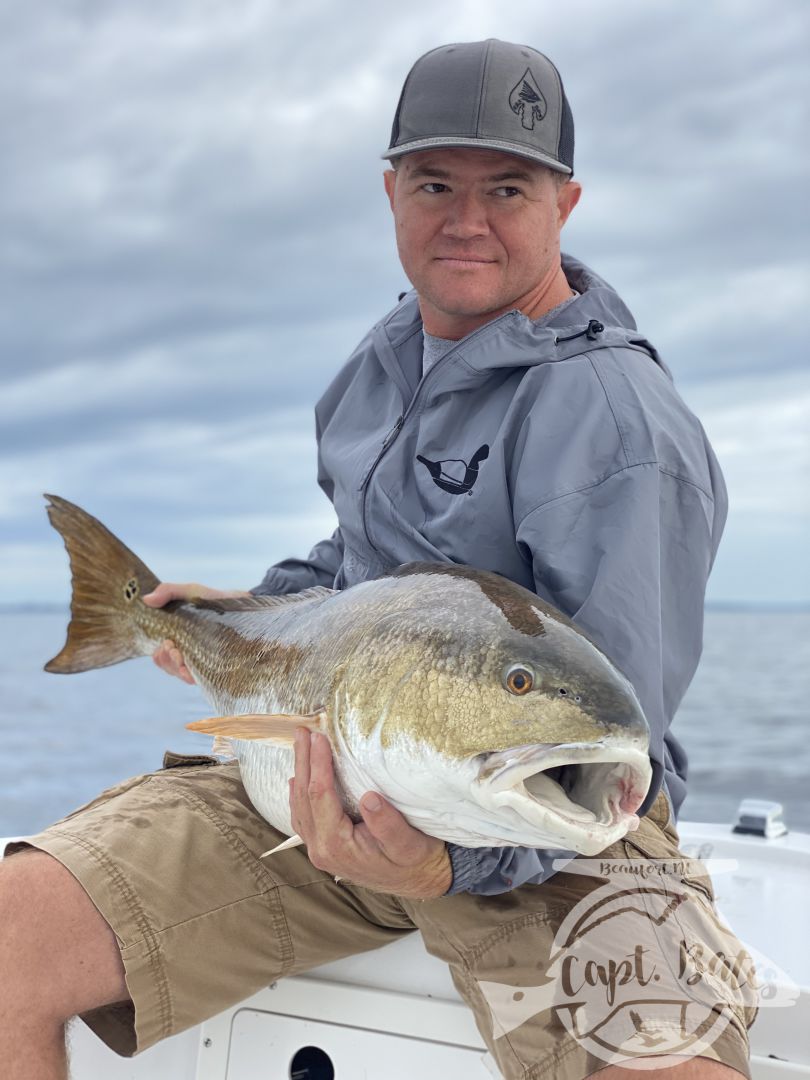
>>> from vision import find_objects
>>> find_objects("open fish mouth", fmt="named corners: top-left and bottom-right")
top-left (477, 741), bottom-right (652, 846)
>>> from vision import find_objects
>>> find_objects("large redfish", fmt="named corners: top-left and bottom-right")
top-left (44, 495), bottom-right (651, 854)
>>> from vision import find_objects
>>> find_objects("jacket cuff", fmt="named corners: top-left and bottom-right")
top-left (445, 844), bottom-right (496, 895)
top-left (249, 567), bottom-right (291, 596)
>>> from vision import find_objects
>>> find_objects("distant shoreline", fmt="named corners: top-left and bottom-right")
top-left (0, 604), bottom-right (68, 614)
top-left (704, 602), bottom-right (810, 614)
top-left (2, 602), bottom-right (809, 615)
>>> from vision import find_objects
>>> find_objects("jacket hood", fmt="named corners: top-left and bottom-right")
top-left (559, 252), bottom-right (638, 331)
top-left (375, 253), bottom-right (670, 388)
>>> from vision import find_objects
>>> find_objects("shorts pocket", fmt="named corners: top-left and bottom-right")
top-left (620, 821), bottom-right (759, 1041)
top-left (621, 817), bottom-right (716, 906)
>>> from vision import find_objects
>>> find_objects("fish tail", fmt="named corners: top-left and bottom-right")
top-left (44, 494), bottom-right (161, 673)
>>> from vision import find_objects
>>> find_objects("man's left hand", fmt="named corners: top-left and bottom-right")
top-left (290, 729), bottom-right (452, 900)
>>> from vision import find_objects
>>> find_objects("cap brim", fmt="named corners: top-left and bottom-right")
top-left (382, 136), bottom-right (572, 175)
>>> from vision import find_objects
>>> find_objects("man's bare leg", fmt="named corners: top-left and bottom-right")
top-left (0, 850), bottom-right (129, 1080)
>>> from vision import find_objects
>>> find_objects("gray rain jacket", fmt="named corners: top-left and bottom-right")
top-left (253, 254), bottom-right (727, 896)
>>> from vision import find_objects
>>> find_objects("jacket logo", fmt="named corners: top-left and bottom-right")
top-left (417, 444), bottom-right (490, 495)
top-left (509, 68), bottom-right (546, 130)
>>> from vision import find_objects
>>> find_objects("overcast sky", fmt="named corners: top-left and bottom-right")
top-left (1, 0), bottom-right (808, 606)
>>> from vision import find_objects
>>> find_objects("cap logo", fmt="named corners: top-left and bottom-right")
top-left (508, 67), bottom-right (547, 131)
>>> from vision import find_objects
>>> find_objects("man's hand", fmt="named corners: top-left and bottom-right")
top-left (291, 729), bottom-right (452, 900)
top-left (143, 582), bottom-right (251, 684)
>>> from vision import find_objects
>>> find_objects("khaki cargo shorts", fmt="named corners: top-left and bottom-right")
top-left (5, 754), bottom-right (757, 1079)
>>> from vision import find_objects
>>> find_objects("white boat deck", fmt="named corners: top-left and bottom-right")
top-left (3, 817), bottom-right (809, 1078)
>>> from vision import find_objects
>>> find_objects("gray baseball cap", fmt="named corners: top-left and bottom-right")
top-left (383, 39), bottom-right (574, 175)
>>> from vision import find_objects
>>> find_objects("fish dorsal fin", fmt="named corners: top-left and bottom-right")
top-left (186, 710), bottom-right (325, 744)
top-left (188, 587), bottom-right (334, 614)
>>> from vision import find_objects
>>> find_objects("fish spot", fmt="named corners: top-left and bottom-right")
top-left (388, 563), bottom-right (546, 637)
top-left (128, 816), bottom-right (151, 829)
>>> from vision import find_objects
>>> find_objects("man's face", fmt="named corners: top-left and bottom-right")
top-left (383, 148), bottom-right (581, 339)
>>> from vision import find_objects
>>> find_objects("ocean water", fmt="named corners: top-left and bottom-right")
top-left (1, 610), bottom-right (808, 838)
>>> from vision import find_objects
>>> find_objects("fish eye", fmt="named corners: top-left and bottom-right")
top-left (504, 664), bottom-right (534, 696)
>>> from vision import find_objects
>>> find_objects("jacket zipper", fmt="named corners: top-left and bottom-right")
top-left (359, 415), bottom-right (404, 494)
top-left (359, 310), bottom-right (609, 554)
top-left (358, 313), bottom-right (515, 557)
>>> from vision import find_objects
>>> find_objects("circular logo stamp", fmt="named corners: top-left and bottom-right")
top-left (476, 858), bottom-right (794, 1069)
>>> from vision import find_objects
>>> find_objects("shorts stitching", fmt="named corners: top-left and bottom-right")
top-left (51, 828), bottom-right (174, 1041)
top-left (404, 909), bottom-right (527, 1077)
top-left (55, 775), bottom-right (154, 826)
top-left (524, 1035), bottom-right (584, 1079)
top-left (465, 905), bottom-right (571, 965)
top-left (519, 999), bottom-right (752, 1079)
top-left (169, 783), bottom-right (295, 973)
top-left (155, 889), bottom-right (287, 937)
top-left (521, 1023), bottom-right (752, 1079)
top-left (453, 958), bottom-right (529, 1080)
top-left (412, 912), bottom-right (564, 1080)
top-left (622, 835), bottom-right (715, 905)
top-left (404, 901), bottom-right (468, 972)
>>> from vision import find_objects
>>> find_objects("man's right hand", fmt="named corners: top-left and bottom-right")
top-left (142, 582), bottom-right (251, 684)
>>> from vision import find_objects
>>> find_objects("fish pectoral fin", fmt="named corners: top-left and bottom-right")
top-left (185, 710), bottom-right (325, 743)
top-left (260, 834), bottom-right (304, 858)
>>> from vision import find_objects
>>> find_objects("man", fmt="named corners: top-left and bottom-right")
top-left (0, 40), bottom-right (754, 1079)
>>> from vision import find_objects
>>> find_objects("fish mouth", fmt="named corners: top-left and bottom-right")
top-left (477, 742), bottom-right (652, 851)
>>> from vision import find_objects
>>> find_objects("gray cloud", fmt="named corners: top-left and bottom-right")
top-left (1, 0), bottom-right (808, 603)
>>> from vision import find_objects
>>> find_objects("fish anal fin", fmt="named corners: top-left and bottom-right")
top-left (186, 710), bottom-right (325, 744)
top-left (260, 834), bottom-right (304, 857)
top-left (210, 735), bottom-right (238, 762)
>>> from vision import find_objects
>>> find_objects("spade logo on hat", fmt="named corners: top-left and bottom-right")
top-left (508, 67), bottom-right (547, 131)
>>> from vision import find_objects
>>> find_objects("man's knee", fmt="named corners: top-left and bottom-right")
top-left (0, 848), bottom-right (129, 1021)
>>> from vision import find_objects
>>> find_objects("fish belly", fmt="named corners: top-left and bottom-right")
top-left (233, 740), bottom-right (296, 836)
